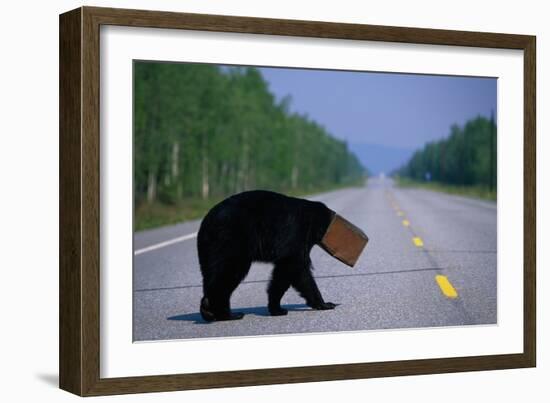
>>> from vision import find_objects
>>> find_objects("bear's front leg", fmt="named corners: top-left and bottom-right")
top-left (290, 259), bottom-right (336, 311)
top-left (267, 261), bottom-right (293, 316)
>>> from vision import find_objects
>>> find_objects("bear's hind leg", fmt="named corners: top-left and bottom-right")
top-left (200, 295), bottom-right (244, 322)
top-left (201, 259), bottom-right (250, 322)
top-left (205, 293), bottom-right (244, 321)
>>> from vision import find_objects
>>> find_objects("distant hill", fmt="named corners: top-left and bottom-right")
top-left (349, 143), bottom-right (415, 176)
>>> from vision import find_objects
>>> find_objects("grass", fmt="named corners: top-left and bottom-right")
top-left (135, 197), bottom-right (224, 231)
top-left (395, 177), bottom-right (497, 202)
top-left (135, 179), bottom-right (367, 231)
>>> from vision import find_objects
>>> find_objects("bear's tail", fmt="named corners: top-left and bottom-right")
top-left (200, 296), bottom-right (216, 322)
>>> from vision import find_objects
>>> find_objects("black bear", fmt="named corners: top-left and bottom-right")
top-left (198, 190), bottom-right (337, 321)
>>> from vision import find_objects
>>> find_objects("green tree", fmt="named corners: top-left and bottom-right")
top-left (134, 61), bottom-right (366, 215)
top-left (397, 116), bottom-right (497, 188)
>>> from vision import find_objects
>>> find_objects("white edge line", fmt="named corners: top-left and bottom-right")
top-left (133, 187), bottom-right (344, 257)
top-left (134, 232), bottom-right (198, 256)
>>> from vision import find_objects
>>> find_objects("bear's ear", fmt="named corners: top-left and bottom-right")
top-left (319, 214), bottom-right (368, 268)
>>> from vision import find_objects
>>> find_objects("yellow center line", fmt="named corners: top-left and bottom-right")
top-left (402, 219), bottom-right (410, 227)
top-left (435, 275), bottom-right (459, 298)
top-left (412, 237), bottom-right (424, 247)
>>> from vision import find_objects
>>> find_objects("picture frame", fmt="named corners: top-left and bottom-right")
top-left (59, 6), bottom-right (536, 396)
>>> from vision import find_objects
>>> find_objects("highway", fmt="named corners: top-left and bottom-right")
top-left (133, 177), bottom-right (497, 341)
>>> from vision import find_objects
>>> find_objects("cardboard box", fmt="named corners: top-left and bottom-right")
top-left (319, 212), bottom-right (369, 267)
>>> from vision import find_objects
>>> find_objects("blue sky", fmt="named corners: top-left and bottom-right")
top-left (258, 66), bottom-right (496, 174)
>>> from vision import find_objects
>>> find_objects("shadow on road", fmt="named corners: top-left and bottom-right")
top-left (167, 304), bottom-right (311, 324)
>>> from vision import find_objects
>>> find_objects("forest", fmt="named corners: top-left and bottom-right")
top-left (134, 62), bottom-right (364, 228)
top-left (396, 115), bottom-right (497, 191)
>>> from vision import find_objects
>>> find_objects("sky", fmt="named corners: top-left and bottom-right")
top-left (258, 67), bottom-right (497, 174)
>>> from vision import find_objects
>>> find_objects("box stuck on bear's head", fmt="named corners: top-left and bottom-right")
top-left (319, 212), bottom-right (368, 267)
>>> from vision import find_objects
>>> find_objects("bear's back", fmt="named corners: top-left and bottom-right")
top-left (198, 190), bottom-right (332, 263)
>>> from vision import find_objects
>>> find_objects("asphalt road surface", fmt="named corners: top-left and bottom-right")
top-left (133, 177), bottom-right (497, 341)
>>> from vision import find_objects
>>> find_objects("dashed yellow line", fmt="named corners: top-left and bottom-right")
top-left (386, 201), bottom-right (459, 299)
top-left (435, 275), bottom-right (459, 298)
top-left (412, 237), bottom-right (424, 247)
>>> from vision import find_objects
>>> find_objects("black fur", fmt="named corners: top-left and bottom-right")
top-left (197, 190), bottom-right (336, 322)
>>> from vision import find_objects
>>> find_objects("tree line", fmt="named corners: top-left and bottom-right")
top-left (396, 115), bottom-right (497, 189)
top-left (134, 62), bottom-right (364, 207)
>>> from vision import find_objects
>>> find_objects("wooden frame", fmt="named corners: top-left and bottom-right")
top-left (59, 6), bottom-right (536, 396)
